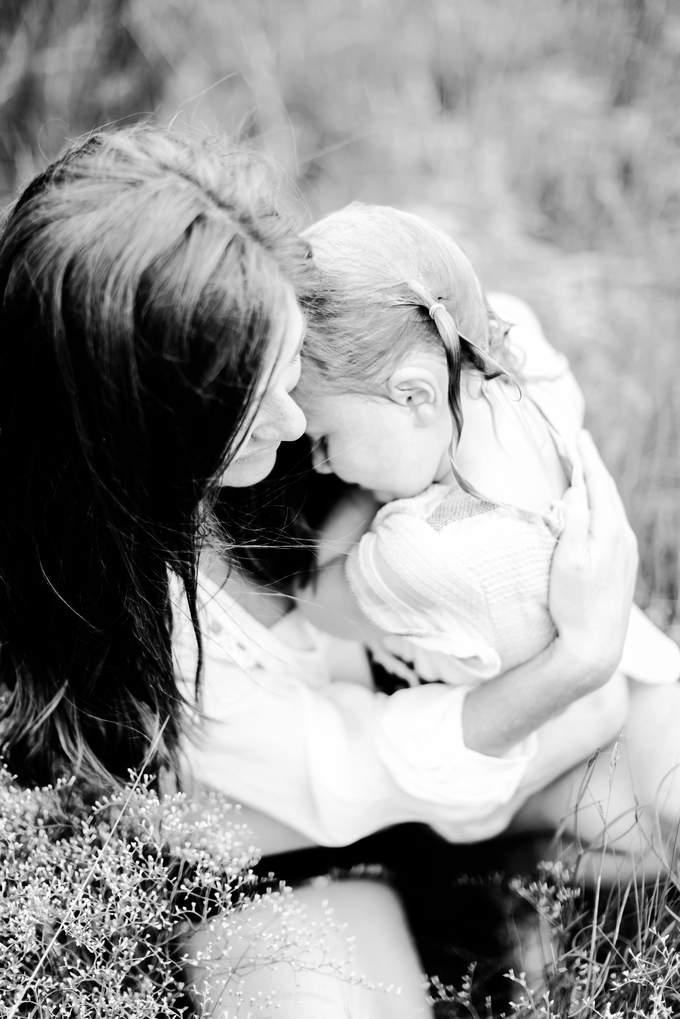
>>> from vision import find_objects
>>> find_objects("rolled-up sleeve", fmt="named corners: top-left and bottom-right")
top-left (176, 590), bottom-right (537, 847)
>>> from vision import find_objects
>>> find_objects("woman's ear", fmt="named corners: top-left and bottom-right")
top-left (386, 365), bottom-right (447, 424)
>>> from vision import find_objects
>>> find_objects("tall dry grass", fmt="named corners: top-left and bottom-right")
top-left (2, 0), bottom-right (677, 626)
top-left (2, 3), bottom-right (680, 1014)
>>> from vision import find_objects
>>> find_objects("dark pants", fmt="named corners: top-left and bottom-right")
top-left (255, 822), bottom-right (545, 1013)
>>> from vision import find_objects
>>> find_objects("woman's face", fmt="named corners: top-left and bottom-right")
top-left (220, 288), bottom-right (307, 487)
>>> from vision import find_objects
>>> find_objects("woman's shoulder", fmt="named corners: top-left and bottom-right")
top-left (171, 571), bottom-right (332, 691)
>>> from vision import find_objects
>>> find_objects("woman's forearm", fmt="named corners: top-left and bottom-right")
top-left (463, 430), bottom-right (638, 759)
top-left (462, 636), bottom-right (613, 757)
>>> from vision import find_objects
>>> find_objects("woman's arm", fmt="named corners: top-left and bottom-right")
top-left (180, 432), bottom-right (636, 848)
top-left (461, 430), bottom-right (637, 756)
top-left (300, 429), bottom-right (637, 754)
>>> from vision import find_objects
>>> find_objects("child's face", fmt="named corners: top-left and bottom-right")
top-left (296, 385), bottom-right (454, 501)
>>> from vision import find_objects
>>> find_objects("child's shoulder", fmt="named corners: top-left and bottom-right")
top-left (373, 484), bottom-right (466, 525)
top-left (373, 484), bottom-right (515, 540)
top-left (487, 291), bottom-right (585, 436)
top-left (487, 292), bottom-right (568, 382)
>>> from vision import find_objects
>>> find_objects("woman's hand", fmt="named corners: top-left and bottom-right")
top-left (315, 486), bottom-right (381, 564)
top-left (549, 430), bottom-right (638, 691)
top-left (463, 430), bottom-right (637, 758)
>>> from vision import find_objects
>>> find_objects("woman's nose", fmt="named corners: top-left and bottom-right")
top-left (255, 389), bottom-right (306, 444)
top-left (279, 392), bottom-right (307, 443)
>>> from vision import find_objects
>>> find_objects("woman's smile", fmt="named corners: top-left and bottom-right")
top-left (234, 441), bottom-right (280, 463)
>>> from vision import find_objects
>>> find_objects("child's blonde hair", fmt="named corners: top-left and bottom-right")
top-left (301, 203), bottom-right (517, 435)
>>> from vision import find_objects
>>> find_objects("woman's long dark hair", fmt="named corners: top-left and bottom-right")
top-left (214, 434), bottom-right (346, 594)
top-left (0, 127), bottom-right (311, 787)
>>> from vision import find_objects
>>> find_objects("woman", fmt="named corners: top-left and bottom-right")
top-left (0, 125), bottom-right (438, 1014)
top-left (0, 125), bottom-right (675, 1017)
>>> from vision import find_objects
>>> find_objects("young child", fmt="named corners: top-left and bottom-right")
top-left (294, 203), bottom-right (680, 694)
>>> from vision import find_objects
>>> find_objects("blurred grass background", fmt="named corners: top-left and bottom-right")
top-left (2, 0), bottom-right (679, 630)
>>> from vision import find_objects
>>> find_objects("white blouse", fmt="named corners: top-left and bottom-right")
top-left (174, 293), bottom-right (678, 849)
top-left (173, 573), bottom-right (537, 847)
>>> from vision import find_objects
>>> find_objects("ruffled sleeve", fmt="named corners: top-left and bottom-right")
top-left (488, 292), bottom-right (585, 460)
top-left (376, 683), bottom-right (538, 818)
top-left (346, 497), bottom-right (504, 682)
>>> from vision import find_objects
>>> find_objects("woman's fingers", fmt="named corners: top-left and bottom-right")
top-left (577, 430), bottom-right (630, 537)
top-left (569, 441), bottom-right (586, 493)
top-left (557, 444), bottom-right (590, 563)
top-left (571, 429), bottom-right (637, 570)
top-left (580, 430), bottom-right (638, 564)
top-left (549, 430), bottom-right (638, 686)
top-left (557, 490), bottom-right (590, 581)
top-left (560, 478), bottom-right (590, 540)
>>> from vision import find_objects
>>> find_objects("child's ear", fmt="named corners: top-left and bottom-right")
top-left (386, 365), bottom-right (447, 424)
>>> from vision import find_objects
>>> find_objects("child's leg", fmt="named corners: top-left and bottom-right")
top-left (510, 679), bottom-right (680, 885)
top-left (183, 877), bottom-right (433, 1018)
top-left (619, 603), bottom-right (680, 685)
top-left (622, 678), bottom-right (680, 852)
top-left (509, 670), bottom-right (630, 806)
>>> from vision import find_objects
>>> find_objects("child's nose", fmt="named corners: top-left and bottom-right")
top-left (311, 443), bottom-right (333, 474)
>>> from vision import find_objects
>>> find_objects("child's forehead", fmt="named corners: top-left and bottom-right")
top-left (296, 384), bottom-right (385, 422)
top-left (297, 343), bottom-right (443, 402)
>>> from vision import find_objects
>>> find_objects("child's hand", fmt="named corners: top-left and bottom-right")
top-left (548, 430), bottom-right (638, 689)
top-left (315, 487), bottom-right (381, 565)
top-left (295, 486), bottom-right (386, 641)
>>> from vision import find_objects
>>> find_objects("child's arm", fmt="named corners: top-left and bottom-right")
top-left (297, 553), bottom-right (380, 641)
top-left (295, 488), bottom-right (387, 642)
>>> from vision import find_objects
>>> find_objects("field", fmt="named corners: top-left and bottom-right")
top-left (2, 0), bottom-right (679, 628)
top-left (2, 1), bottom-right (680, 1014)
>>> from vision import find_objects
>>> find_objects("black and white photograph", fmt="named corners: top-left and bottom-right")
top-left (1, 1), bottom-right (680, 1015)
